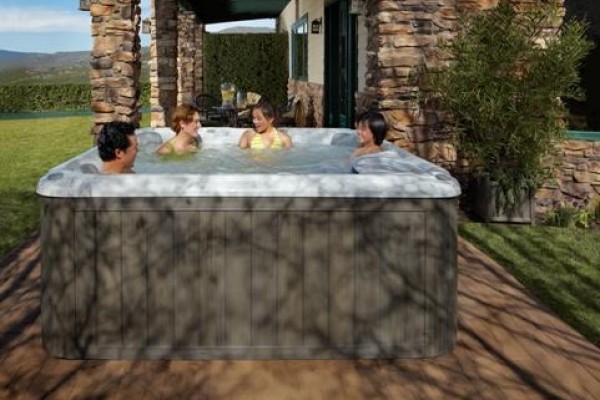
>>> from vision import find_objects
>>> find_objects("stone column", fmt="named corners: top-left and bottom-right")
top-left (177, 10), bottom-right (197, 105)
top-left (90, 0), bottom-right (142, 135)
top-left (360, 0), bottom-right (458, 168)
top-left (194, 23), bottom-right (205, 97)
top-left (150, 0), bottom-right (178, 127)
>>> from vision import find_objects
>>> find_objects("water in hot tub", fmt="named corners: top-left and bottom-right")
top-left (134, 142), bottom-right (355, 174)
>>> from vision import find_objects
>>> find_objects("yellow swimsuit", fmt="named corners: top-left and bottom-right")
top-left (250, 130), bottom-right (283, 149)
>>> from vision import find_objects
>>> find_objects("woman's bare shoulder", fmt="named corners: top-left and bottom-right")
top-left (238, 129), bottom-right (255, 148)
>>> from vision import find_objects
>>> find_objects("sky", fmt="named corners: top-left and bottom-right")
top-left (0, 0), bottom-right (274, 54)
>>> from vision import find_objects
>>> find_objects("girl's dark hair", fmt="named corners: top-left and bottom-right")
top-left (97, 121), bottom-right (137, 161)
top-left (252, 99), bottom-right (279, 125)
top-left (356, 110), bottom-right (388, 145)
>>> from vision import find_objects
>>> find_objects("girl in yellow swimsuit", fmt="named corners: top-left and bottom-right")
top-left (238, 100), bottom-right (293, 149)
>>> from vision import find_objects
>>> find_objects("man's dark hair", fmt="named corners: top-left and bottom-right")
top-left (356, 110), bottom-right (388, 145)
top-left (97, 121), bottom-right (138, 161)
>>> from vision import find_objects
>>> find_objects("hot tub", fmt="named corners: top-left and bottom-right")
top-left (37, 127), bottom-right (460, 360)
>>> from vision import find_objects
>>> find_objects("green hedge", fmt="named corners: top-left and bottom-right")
top-left (0, 83), bottom-right (151, 113)
top-left (203, 33), bottom-right (288, 106)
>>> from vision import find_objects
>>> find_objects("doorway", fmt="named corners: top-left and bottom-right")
top-left (325, 0), bottom-right (358, 128)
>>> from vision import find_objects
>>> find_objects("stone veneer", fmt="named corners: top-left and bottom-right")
top-left (149, 0), bottom-right (177, 128)
top-left (286, 80), bottom-right (324, 127)
top-left (536, 140), bottom-right (600, 213)
top-left (148, 1), bottom-right (203, 127)
top-left (177, 10), bottom-right (203, 106)
top-left (90, 0), bottom-right (143, 135)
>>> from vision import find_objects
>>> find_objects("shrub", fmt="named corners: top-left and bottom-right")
top-left (428, 0), bottom-right (593, 210)
top-left (0, 83), bottom-right (150, 113)
top-left (203, 33), bottom-right (288, 106)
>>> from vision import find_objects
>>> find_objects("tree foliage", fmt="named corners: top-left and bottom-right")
top-left (203, 33), bottom-right (288, 106)
top-left (429, 0), bottom-right (593, 209)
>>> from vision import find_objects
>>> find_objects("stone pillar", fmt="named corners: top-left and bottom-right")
top-left (150, 0), bottom-right (178, 127)
top-left (194, 23), bottom-right (204, 97)
top-left (360, 0), bottom-right (458, 168)
top-left (178, 10), bottom-right (200, 105)
top-left (90, 0), bottom-right (142, 135)
top-left (362, 0), bottom-right (564, 169)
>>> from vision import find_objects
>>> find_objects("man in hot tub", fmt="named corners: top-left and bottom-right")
top-left (97, 121), bottom-right (139, 174)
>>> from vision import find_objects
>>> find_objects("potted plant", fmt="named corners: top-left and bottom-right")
top-left (428, 0), bottom-right (592, 222)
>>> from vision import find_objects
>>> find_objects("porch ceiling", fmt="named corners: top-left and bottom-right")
top-left (183, 0), bottom-right (291, 24)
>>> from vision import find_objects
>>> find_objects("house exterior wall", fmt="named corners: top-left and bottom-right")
top-left (307, 0), bottom-right (325, 85)
top-left (357, 14), bottom-right (368, 94)
top-left (280, 0), bottom-right (325, 127)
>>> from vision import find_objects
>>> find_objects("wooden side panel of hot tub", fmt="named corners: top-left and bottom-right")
top-left (40, 197), bottom-right (457, 360)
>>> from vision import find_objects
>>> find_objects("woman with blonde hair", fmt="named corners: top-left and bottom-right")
top-left (156, 104), bottom-right (202, 155)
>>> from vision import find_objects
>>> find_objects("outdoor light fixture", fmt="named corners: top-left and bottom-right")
top-left (79, 0), bottom-right (91, 11)
top-left (142, 18), bottom-right (151, 34)
top-left (311, 17), bottom-right (322, 34)
top-left (349, 0), bottom-right (362, 15)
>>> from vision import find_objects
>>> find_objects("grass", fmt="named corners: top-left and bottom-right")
top-left (460, 222), bottom-right (600, 347)
top-left (0, 116), bottom-right (94, 257)
top-left (0, 114), bottom-right (151, 259)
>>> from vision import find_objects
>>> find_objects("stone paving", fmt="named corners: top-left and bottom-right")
top-left (1, 234), bottom-right (599, 399)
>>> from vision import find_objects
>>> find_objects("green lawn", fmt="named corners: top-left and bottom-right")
top-left (0, 114), bottom-right (150, 258)
top-left (460, 223), bottom-right (600, 347)
top-left (0, 116), bottom-right (93, 257)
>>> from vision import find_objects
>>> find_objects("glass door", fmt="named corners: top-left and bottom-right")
top-left (325, 0), bottom-right (357, 128)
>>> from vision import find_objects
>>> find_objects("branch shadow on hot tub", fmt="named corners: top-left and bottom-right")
top-left (37, 127), bottom-right (460, 360)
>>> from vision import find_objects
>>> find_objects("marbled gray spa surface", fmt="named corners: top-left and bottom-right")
top-left (37, 128), bottom-right (461, 199)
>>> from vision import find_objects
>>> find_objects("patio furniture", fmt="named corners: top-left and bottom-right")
top-left (211, 106), bottom-right (239, 127)
top-left (280, 95), bottom-right (305, 127)
top-left (194, 93), bottom-right (221, 126)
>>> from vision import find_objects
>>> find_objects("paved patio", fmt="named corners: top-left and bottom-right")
top-left (1, 233), bottom-right (599, 400)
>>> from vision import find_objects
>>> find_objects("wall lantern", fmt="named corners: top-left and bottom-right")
top-left (349, 0), bottom-right (362, 15)
top-left (79, 0), bottom-right (91, 11)
top-left (311, 17), bottom-right (322, 34)
top-left (142, 18), bottom-right (151, 34)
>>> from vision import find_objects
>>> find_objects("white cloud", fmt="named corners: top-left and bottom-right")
top-left (0, 7), bottom-right (89, 33)
top-left (205, 19), bottom-right (275, 33)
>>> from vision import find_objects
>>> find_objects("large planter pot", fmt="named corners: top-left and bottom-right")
top-left (472, 176), bottom-right (533, 223)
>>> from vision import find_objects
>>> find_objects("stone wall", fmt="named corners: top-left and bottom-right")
top-left (149, 0), bottom-right (178, 127)
top-left (536, 140), bottom-right (600, 213)
top-left (287, 80), bottom-right (324, 127)
top-left (90, 0), bottom-right (143, 135)
top-left (148, 1), bottom-right (203, 127)
top-left (350, 0), bottom-right (464, 169)
top-left (177, 11), bottom-right (203, 105)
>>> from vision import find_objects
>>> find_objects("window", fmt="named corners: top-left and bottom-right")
top-left (291, 15), bottom-right (308, 81)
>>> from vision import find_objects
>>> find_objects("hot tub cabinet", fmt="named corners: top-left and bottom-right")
top-left (38, 128), bottom-right (459, 360)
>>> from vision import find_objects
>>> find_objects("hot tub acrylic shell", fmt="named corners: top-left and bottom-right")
top-left (37, 128), bottom-right (460, 360)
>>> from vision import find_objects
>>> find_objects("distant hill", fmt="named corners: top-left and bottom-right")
top-left (0, 48), bottom-right (150, 86)
top-left (0, 49), bottom-right (43, 62)
top-left (216, 26), bottom-right (275, 34)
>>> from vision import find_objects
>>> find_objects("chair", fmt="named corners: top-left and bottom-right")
top-left (194, 93), bottom-right (221, 126)
top-left (279, 95), bottom-right (305, 127)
